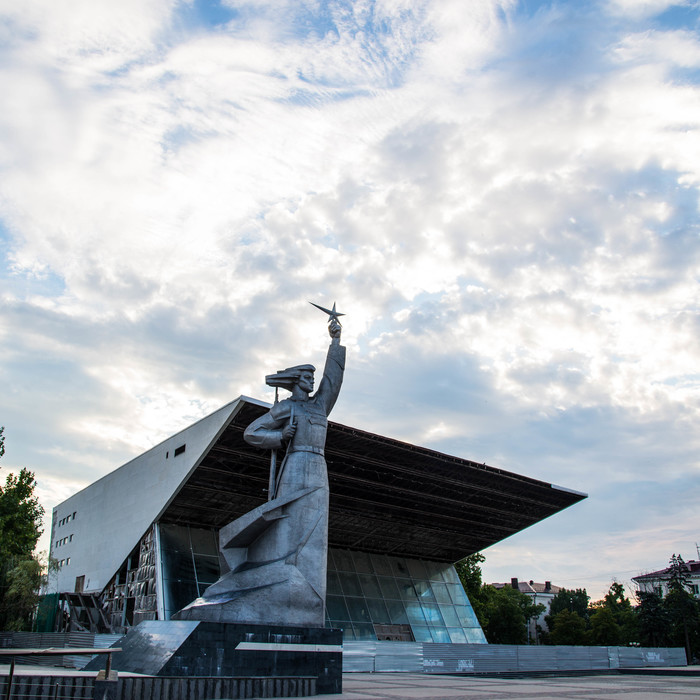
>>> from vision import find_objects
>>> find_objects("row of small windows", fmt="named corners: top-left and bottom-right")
top-left (55, 534), bottom-right (73, 548)
top-left (57, 512), bottom-right (77, 527)
top-left (58, 558), bottom-right (70, 567)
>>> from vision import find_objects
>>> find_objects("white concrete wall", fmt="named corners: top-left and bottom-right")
top-left (49, 398), bottom-right (246, 594)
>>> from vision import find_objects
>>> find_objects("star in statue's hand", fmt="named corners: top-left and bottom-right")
top-left (309, 301), bottom-right (345, 324)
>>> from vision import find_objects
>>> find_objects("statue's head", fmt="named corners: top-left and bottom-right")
top-left (266, 364), bottom-right (316, 395)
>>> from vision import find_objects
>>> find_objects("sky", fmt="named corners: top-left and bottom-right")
top-left (1, 0), bottom-right (699, 602)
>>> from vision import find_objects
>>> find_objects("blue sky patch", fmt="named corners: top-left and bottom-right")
top-left (176, 0), bottom-right (239, 29)
top-left (653, 2), bottom-right (700, 31)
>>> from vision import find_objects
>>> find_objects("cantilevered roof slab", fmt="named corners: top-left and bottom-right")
top-left (161, 398), bottom-right (587, 563)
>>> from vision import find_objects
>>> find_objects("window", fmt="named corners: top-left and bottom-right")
top-left (69, 534), bottom-right (73, 542)
top-left (66, 558), bottom-right (70, 565)
top-left (174, 444), bottom-right (186, 457)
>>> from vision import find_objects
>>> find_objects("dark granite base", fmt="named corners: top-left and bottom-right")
top-left (84, 621), bottom-right (342, 695)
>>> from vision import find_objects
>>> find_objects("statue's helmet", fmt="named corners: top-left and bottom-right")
top-left (265, 364), bottom-right (316, 391)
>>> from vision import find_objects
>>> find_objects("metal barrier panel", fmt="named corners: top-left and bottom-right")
top-left (0, 675), bottom-right (316, 700)
top-left (553, 645), bottom-right (608, 671)
top-left (517, 644), bottom-right (558, 672)
top-left (423, 643), bottom-right (519, 673)
top-left (65, 632), bottom-right (95, 668)
top-left (375, 642), bottom-right (422, 673)
top-left (94, 634), bottom-right (123, 648)
top-left (0, 675), bottom-right (94, 700)
top-left (342, 641), bottom-right (376, 672)
top-left (116, 676), bottom-right (316, 699)
top-left (617, 646), bottom-right (687, 668)
top-left (416, 643), bottom-right (687, 674)
top-left (343, 641), bottom-right (423, 673)
top-left (10, 633), bottom-right (67, 667)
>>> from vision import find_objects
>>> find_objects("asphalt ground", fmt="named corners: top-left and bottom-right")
top-left (326, 671), bottom-right (700, 699)
top-left (1, 665), bottom-right (699, 699)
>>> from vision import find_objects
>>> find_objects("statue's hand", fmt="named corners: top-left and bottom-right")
top-left (282, 420), bottom-right (297, 442)
top-left (329, 318), bottom-right (342, 339)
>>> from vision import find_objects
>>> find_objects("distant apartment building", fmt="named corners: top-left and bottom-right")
top-left (490, 577), bottom-right (562, 642)
top-left (632, 559), bottom-right (700, 598)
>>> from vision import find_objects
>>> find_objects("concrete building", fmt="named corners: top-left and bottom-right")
top-left (50, 396), bottom-right (586, 643)
top-left (633, 559), bottom-right (700, 598)
top-left (490, 578), bottom-right (562, 642)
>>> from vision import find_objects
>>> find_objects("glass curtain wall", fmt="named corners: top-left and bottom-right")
top-left (326, 548), bottom-right (486, 643)
top-left (157, 527), bottom-right (486, 645)
top-left (158, 523), bottom-right (220, 620)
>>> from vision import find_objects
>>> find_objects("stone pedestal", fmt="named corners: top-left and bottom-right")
top-left (84, 620), bottom-right (342, 695)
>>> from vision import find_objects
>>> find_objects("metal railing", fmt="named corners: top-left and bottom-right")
top-left (0, 648), bottom-right (120, 700)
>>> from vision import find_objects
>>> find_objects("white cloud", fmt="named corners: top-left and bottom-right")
top-left (1, 0), bottom-right (699, 594)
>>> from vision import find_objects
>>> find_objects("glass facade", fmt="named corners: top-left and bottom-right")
top-left (157, 525), bottom-right (486, 644)
top-left (158, 523), bottom-right (220, 620)
top-left (325, 548), bottom-right (486, 643)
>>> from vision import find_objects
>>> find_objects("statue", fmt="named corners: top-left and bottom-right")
top-left (176, 304), bottom-right (346, 628)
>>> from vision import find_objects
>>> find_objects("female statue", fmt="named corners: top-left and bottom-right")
top-left (177, 314), bottom-right (345, 627)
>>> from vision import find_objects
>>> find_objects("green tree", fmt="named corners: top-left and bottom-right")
top-left (664, 554), bottom-right (700, 663)
top-left (0, 428), bottom-right (45, 631)
top-left (478, 585), bottom-right (545, 644)
top-left (1, 558), bottom-right (43, 631)
top-left (479, 585), bottom-right (527, 644)
top-left (636, 590), bottom-right (670, 647)
top-left (596, 582), bottom-right (638, 645)
top-left (546, 588), bottom-right (590, 629)
top-left (455, 553), bottom-right (486, 625)
top-left (0, 469), bottom-right (44, 561)
top-left (548, 609), bottom-right (588, 645)
top-left (588, 606), bottom-right (621, 645)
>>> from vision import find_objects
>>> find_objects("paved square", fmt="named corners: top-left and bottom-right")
top-left (314, 672), bottom-right (700, 699)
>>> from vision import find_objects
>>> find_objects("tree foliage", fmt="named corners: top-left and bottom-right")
top-left (0, 469), bottom-right (44, 561)
top-left (455, 553), bottom-right (486, 624)
top-left (589, 606), bottom-right (621, 645)
top-left (596, 581), bottom-right (638, 645)
top-left (454, 553), bottom-right (699, 654)
top-left (478, 586), bottom-right (530, 644)
top-left (663, 554), bottom-right (700, 663)
top-left (0, 427), bottom-right (46, 631)
top-left (547, 587), bottom-right (590, 622)
top-left (0, 558), bottom-right (43, 631)
top-left (548, 609), bottom-right (588, 645)
top-left (636, 590), bottom-right (670, 647)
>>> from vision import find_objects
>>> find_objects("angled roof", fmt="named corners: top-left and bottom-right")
top-left (161, 398), bottom-right (587, 563)
top-left (491, 581), bottom-right (562, 595)
top-left (54, 396), bottom-right (587, 593)
top-left (633, 560), bottom-right (700, 582)
top-left (52, 399), bottom-right (244, 593)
